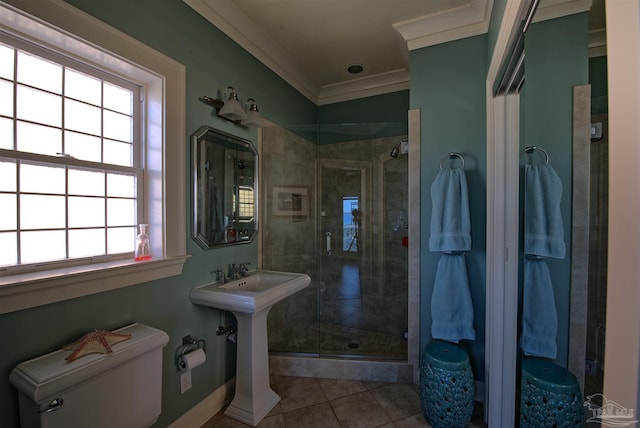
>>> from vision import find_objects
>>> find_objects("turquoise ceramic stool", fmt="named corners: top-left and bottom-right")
top-left (420, 341), bottom-right (474, 428)
top-left (520, 358), bottom-right (584, 428)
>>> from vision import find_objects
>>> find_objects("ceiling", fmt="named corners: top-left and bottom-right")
top-left (184, 0), bottom-right (600, 106)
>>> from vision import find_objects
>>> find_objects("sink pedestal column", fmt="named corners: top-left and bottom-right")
top-left (224, 308), bottom-right (280, 426)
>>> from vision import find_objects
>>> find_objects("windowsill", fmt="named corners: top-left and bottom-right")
top-left (0, 255), bottom-right (189, 315)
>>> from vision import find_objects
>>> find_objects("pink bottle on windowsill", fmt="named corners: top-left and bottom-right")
top-left (134, 223), bottom-right (152, 261)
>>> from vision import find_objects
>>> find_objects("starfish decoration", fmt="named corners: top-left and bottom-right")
top-left (63, 330), bottom-right (132, 362)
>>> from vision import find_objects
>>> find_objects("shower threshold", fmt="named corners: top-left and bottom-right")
top-left (270, 351), bottom-right (408, 362)
top-left (269, 353), bottom-right (414, 383)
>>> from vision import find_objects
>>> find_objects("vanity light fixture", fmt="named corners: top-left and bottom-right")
top-left (200, 86), bottom-right (265, 127)
top-left (218, 86), bottom-right (247, 121)
top-left (241, 98), bottom-right (264, 128)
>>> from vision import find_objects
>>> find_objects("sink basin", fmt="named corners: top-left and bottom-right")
top-left (189, 270), bottom-right (311, 313)
top-left (189, 269), bottom-right (310, 426)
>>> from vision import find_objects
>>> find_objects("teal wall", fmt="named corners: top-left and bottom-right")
top-left (316, 91), bottom-right (409, 144)
top-left (522, 12), bottom-right (589, 367)
top-left (410, 35), bottom-right (488, 380)
top-left (0, 1), bottom-right (316, 427)
top-left (284, 91), bottom-right (410, 145)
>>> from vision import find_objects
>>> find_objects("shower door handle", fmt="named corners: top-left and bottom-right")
top-left (326, 232), bottom-right (332, 255)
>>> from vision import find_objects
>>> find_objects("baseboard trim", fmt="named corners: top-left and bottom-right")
top-left (167, 377), bottom-right (236, 428)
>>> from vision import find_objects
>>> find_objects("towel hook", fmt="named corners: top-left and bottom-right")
top-left (439, 152), bottom-right (465, 170)
top-left (525, 146), bottom-right (549, 164)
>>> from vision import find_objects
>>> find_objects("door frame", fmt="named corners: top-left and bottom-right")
top-left (485, 0), bottom-right (529, 425)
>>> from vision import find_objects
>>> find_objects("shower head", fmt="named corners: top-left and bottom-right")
top-left (390, 139), bottom-right (408, 158)
top-left (390, 144), bottom-right (400, 158)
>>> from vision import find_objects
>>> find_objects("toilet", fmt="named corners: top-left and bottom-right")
top-left (10, 323), bottom-right (169, 428)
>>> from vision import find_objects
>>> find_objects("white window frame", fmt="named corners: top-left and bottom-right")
top-left (0, 0), bottom-right (187, 314)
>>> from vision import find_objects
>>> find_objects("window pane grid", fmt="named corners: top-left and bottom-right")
top-left (237, 186), bottom-right (254, 219)
top-left (1, 36), bottom-right (139, 166)
top-left (0, 32), bottom-right (142, 269)
top-left (1, 145), bottom-right (139, 267)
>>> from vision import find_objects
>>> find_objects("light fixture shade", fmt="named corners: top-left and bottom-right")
top-left (241, 99), bottom-right (264, 128)
top-left (218, 87), bottom-right (247, 121)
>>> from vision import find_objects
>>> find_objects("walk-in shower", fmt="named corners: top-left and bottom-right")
top-left (260, 123), bottom-right (410, 364)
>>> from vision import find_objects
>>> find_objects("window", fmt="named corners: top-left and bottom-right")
top-left (0, 0), bottom-right (187, 314)
top-left (237, 186), bottom-right (255, 219)
top-left (0, 35), bottom-right (143, 270)
top-left (343, 197), bottom-right (359, 252)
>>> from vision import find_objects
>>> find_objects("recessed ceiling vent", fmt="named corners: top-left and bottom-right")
top-left (347, 64), bottom-right (364, 74)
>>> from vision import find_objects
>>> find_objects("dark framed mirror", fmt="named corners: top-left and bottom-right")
top-left (191, 126), bottom-right (258, 249)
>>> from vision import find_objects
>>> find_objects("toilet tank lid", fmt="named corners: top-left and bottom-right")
top-left (9, 323), bottom-right (169, 403)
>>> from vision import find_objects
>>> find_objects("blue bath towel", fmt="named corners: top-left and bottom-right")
top-left (521, 256), bottom-right (558, 359)
top-left (429, 167), bottom-right (471, 253)
top-left (431, 253), bottom-right (476, 342)
top-left (525, 163), bottom-right (565, 259)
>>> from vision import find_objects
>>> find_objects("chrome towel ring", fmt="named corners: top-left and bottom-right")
top-left (525, 145), bottom-right (549, 164)
top-left (440, 152), bottom-right (465, 170)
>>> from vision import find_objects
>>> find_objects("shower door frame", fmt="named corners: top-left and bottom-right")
top-left (375, 150), bottom-right (408, 300)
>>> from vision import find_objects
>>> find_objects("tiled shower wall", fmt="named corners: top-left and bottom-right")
top-left (261, 125), bottom-right (319, 350)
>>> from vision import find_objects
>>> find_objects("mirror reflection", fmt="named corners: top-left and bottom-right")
top-left (192, 126), bottom-right (257, 249)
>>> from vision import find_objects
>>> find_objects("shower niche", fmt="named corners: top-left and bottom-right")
top-left (191, 126), bottom-right (258, 249)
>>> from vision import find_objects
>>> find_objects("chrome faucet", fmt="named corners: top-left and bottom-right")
top-left (226, 262), bottom-right (252, 280)
top-left (228, 263), bottom-right (239, 280)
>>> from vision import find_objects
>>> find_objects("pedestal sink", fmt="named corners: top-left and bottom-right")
top-left (189, 270), bottom-right (311, 426)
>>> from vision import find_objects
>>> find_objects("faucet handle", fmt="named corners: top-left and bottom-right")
top-left (212, 268), bottom-right (225, 283)
top-left (238, 262), bottom-right (252, 276)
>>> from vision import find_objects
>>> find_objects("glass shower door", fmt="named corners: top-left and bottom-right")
top-left (317, 149), bottom-right (408, 360)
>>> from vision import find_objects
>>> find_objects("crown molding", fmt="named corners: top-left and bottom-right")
top-left (184, 0), bottom-right (496, 105)
top-left (393, 0), bottom-right (493, 51)
top-left (588, 27), bottom-right (606, 57)
top-left (181, 0), bottom-right (595, 106)
top-left (317, 69), bottom-right (410, 106)
top-left (183, 0), bottom-right (321, 104)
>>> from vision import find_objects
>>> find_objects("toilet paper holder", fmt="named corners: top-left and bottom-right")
top-left (176, 335), bottom-right (206, 372)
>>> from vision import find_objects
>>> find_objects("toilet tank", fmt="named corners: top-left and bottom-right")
top-left (10, 323), bottom-right (169, 428)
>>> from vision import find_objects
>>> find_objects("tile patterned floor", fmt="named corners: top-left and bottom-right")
top-left (202, 375), bottom-right (486, 428)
